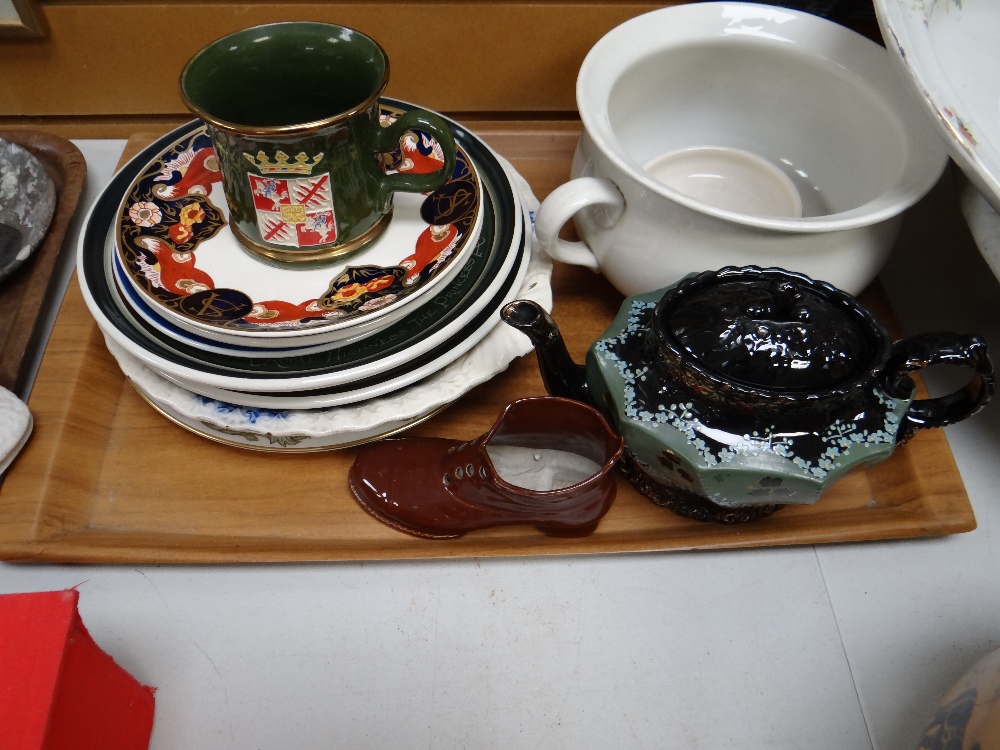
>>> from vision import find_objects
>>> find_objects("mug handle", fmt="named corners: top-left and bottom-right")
top-left (535, 177), bottom-right (625, 269)
top-left (884, 332), bottom-right (995, 431)
top-left (373, 109), bottom-right (457, 201)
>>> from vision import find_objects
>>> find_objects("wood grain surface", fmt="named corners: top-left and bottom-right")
top-left (0, 3), bottom-right (666, 118)
top-left (0, 2), bottom-right (885, 137)
top-left (0, 127), bottom-right (975, 563)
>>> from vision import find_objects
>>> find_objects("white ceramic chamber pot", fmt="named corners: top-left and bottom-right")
top-left (535, 2), bottom-right (948, 297)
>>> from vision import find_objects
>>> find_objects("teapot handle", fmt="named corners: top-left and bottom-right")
top-left (885, 332), bottom-right (995, 431)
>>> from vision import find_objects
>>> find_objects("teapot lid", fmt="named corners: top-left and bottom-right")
top-left (650, 267), bottom-right (892, 411)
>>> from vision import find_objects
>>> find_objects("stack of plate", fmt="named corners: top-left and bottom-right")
top-left (78, 99), bottom-right (552, 450)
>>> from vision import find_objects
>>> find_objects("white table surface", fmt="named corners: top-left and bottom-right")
top-left (2, 141), bottom-right (998, 750)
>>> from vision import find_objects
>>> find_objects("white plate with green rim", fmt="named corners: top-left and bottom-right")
top-left (106, 233), bottom-right (552, 447)
top-left (149, 237), bottom-right (541, 409)
top-left (80, 111), bottom-right (525, 395)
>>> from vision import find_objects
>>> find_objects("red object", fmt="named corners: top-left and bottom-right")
top-left (0, 589), bottom-right (155, 750)
top-left (349, 397), bottom-right (625, 538)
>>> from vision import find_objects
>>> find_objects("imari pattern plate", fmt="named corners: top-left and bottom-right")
top-left (116, 102), bottom-right (482, 342)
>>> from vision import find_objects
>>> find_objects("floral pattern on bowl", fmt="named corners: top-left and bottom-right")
top-left (876, 0), bottom-right (1000, 211)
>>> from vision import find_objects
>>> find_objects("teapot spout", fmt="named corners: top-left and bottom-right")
top-left (501, 300), bottom-right (591, 404)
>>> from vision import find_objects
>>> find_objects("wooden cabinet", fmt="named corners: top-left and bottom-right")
top-left (0, 2), bottom-right (668, 135)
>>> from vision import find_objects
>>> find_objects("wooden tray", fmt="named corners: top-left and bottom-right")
top-left (0, 130), bottom-right (974, 563)
top-left (0, 131), bottom-right (86, 397)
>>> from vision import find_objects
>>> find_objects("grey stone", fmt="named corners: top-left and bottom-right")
top-left (0, 140), bottom-right (56, 284)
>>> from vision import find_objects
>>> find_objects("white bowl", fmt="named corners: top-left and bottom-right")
top-left (876, 0), bottom-right (1000, 215)
top-left (535, 2), bottom-right (948, 296)
top-left (79, 118), bottom-right (528, 396)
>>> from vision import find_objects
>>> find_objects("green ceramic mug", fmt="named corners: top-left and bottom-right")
top-left (179, 22), bottom-right (457, 265)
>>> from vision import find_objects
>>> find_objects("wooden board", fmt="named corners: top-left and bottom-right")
top-left (0, 2), bottom-right (883, 137)
top-left (0, 3), bottom-right (667, 118)
top-left (0, 131), bottom-right (85, 396)
top-left (0, 128), bottom-right (974, 563)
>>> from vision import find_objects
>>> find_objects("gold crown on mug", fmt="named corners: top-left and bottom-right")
top-left (243, 150), bottom-right (324, 175)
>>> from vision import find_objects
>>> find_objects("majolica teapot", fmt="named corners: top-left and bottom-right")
top-left (502, 266), bottom-right (995, 523)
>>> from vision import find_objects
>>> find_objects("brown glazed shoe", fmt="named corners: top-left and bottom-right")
top-left (348, 397), bottom-right (625, 539)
